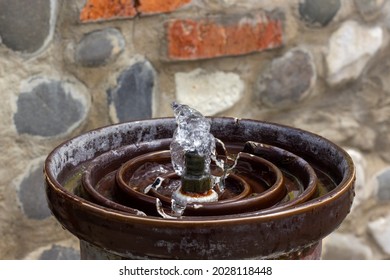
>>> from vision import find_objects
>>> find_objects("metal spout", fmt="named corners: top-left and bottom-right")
top-left (181, 150), bottom-right (211, 194)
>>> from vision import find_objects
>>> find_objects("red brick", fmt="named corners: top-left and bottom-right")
top-left (138, 0), bottom-right (191, 15)
top-left (80, 0), bottom-right (137, 22)
top-left (166, 12), bottom-right (283, 60)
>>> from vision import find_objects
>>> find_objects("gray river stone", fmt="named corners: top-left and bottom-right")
top-left (257, 48), bottom-right (316, 108)
top-left (39, 244), bottom-right (80, 260)
top-left (13, 77), bottom-right (89, 137)
top-left (75, 28), bottom-right (125, 67)
top-left (299, 0), bottom-right (341, 27)
top-left (17, 159), bottom-right (51, 220)
top-left (0, 0), bottom-right (57, 54)
top-left (108, 60), bottom-right (155, 122)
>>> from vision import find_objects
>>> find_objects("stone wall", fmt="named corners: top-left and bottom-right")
top-left (1, 0), bottom-right (390, 259)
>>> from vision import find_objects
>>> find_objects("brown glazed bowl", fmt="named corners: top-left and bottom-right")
top-left (44, 118), bottom-right (355, 259)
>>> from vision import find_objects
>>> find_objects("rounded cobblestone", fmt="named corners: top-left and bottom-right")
top-left (0, 0), bottom-right (57, 54)
top-left (13, 77), bottom-right (90, 137)
top-left (75, 28), bottom-right (125, 67)
top-left (299, 0), bottom-right (341, 27)
top-left (108, 58), bottom-right (155, 123)
top-left (257, 48), bottom-right (316, 108)
top-left (17, 159), bottom-right (51, 220)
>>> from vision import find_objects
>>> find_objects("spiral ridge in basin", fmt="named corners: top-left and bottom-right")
top-left (81, 140), bottom-right (318, 217)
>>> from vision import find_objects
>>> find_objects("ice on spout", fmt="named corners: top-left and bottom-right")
top-left (170, 102), bottom-right (216, 176)
top-left (154, 102), bottom-right (236, 219)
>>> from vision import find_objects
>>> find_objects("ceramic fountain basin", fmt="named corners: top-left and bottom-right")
top-left (44, 118), bottom-right (355, 259)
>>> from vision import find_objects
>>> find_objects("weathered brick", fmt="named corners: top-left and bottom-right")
top-left (80, 0), bottom-right (137, 22)
top-left (166, 12), bottom-right (283, 60)
top-left (138, 0), bottom-right (191, 14)
top-left (80, 0), bottom-right (190, 21)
